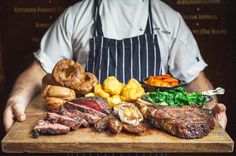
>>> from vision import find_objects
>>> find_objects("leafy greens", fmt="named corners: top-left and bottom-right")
top-left (145, 87), bottom-right (206, 107)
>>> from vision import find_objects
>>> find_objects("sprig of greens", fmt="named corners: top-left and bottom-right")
top-left (145, 87), bottom-right (206, 107)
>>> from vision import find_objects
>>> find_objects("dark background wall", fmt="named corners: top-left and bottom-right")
top-left (0, 0), bottom-right (235, 155)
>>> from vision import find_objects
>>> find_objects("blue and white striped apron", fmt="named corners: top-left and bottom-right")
top-left (86, 0), bottom-right (162, 83)
top-left (78, 0), bottom-right (166, 156)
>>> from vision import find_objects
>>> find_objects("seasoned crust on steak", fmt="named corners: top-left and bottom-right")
top-left (136, 100), bottom-right (215, 139)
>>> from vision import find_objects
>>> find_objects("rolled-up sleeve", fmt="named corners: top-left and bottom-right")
top-left (33, 7), bottom-right (74, 73)
top-left (168, 13), bottom-right (207, 84)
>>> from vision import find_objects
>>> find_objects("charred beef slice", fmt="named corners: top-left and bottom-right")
top-left (70, 96), bottom-right (111, 114)
top-left (32, 120), bottom-right (70, 138)
top-left (58, 106), bottom-right (101, 125)
top-left (65, 101), bottom-right (107, 118)
top-left (46, 112), bottom-right (81, 130)
top-left (136, 101), bottom-right (215, 139)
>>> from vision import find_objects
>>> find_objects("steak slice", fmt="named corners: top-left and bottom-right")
top-left (65, 101), bottom-right (106, 118)
top-left (58, 107), bottom-right (101, 125)
top-left (46, 112), bottom-right (81, 130)
top-left (71, 96), bottom-right (111, 114)
top-left (136, 100), bottom-right (215, 139)
top-left (32, 120), bottom-right (70, 138)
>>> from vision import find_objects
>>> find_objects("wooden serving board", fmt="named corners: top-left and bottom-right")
top-left (1, 95), bottom-right (234, 153)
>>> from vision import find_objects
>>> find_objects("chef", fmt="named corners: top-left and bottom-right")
top-left (4, 0), bottom-right (227, 141)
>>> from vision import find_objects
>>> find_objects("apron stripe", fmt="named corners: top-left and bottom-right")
top-left (140, 35), bottom-right (147, 80)
top-left (107, 39), bottom-right (110, 78)
top-left (98, 37), bottom-right (104, 83)
top-left (138, 36), bottom-right (141, 81)
top-left (130, 38), bottom-right (133, 78)
top-left (145, 34), bottom-right (149, 77)
top-left (153, 35), bottom-right (157, 76)
top-left (115, 40), bottom-right (118, 77)
top-left (93, 37), bottom-right (96, 73)
top-left (122, 40), bottom-right (125, 82)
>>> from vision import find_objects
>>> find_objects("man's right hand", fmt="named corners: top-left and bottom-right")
top-left (3, 60), bottom-right (46, 132)
top-left (3, 96), bottom-right (28, 132)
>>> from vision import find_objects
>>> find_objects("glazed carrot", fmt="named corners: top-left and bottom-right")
top-left (144, 75), bottom-right (179, 87)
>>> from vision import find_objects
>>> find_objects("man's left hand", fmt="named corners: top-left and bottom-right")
top-left (213, 103), bottom-right (227, 129)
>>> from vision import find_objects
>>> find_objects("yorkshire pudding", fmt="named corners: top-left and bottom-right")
top-left (42, 85), bottom-right (76, 111)
top-left (76, 72), bottom-right (98, 95)
top-left (52, 59), bottom-right (85, 89)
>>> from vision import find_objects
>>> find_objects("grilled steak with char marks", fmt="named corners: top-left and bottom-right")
top-left (70, 96), bottom-right (111, 114)
top-left (65, 101), bottom-right (107, 118)
top-left (136, 100), bottom-right (215, 139)
top-left (32, 120), bottom-right (70, 138)
top-left (46, 112), bottom-right (81, 130)
top-left (58, 107), bottom-right (101, 125)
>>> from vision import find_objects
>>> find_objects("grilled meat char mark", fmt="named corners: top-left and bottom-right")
top-left (32, 120), bottom-right (70, 138)
top-left (149, 105), bottom-right (215, 139)
top-left (71, 96), bottom-right (111, 114)
top-left (46, 112), bottom-right (81, 130)
top-left (136, 100), bottom-right (215, 139)
top-left (65, 101), bottom-right (106, 118)
top-left (58, 107), bottom-right (101, 125)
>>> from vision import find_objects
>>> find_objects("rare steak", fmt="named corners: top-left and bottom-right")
top-left (32, 120), bottom-right (70, 138)
top-left (58, 107), bottom-right (101, 125)
top-left (46, 112), bottom-right (81, 130)
top-left (136, 100), bottom-right (215, 139)
top-left (70, 96), bottom-right (111, 114)
top-left (65, 101), bottom-right (107, 118)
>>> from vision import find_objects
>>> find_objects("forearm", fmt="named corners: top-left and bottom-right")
top-left (7, 60), bottom-right (46, 105)
top-left (185, 71), bottom-right (217, 108)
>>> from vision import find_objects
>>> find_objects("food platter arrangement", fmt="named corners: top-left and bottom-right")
top-left (32, 59), bottom-right (225, 139)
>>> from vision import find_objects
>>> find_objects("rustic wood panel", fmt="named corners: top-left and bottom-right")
top-left (1, 95), bottom-right (234, 153)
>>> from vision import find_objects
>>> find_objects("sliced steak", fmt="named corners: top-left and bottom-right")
top-left (65, 101), bottom-right (106, 118)
top-left (58, 107), bottom-right (101, 125)
top-left (71, 96), bottom-right (111, 114)
top-left (136, 100), bottom-right (215, 139)
top-left (32, 120), bottom-right (70, 138)
top-left (46, 112), bottom-right (81, 130)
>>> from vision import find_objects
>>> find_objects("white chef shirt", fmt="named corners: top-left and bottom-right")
top-left (34, 0), bottom-right (207, 83)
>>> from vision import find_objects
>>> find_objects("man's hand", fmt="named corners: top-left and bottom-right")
top-left (185, 72), bottom-right (228, 129)
top-left (3, 60), bottom-right (46, 132)
top-left (214, 103), bottom-right (227, 129)
top-left (3, 97), bottom-right (28, 132)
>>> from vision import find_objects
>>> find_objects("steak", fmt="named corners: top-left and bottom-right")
top-left (46, 112), bottom-right (81, 130)
top-left (65, 101), bottom-right (107, 118)
top-left (32, 120), bottom-right (70, 138)
top-left (136, 100), bottom-right (215, 139)
top-left (70, 96), bottom-right (111, 114)
top-left (58, 107), bottom-right (101, 125)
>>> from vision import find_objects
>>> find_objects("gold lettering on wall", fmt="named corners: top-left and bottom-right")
top-left (177, 0), bottom-right (221, 5)
top-left (174, 0), bottom-right (227, 36)
top-left (13, 7), bottom-right (66, 13)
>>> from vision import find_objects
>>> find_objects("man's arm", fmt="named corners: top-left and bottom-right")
top-left (3, 60), bottom-right (46, 132)
top-left (185, 71), bottom-right (227, 128)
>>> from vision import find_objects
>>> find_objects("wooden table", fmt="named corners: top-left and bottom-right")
top-left (1, 95), bottom-right (234, 153)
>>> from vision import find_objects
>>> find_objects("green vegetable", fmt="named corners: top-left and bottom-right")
top-left (146, 87), bottom-right (206, 107)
